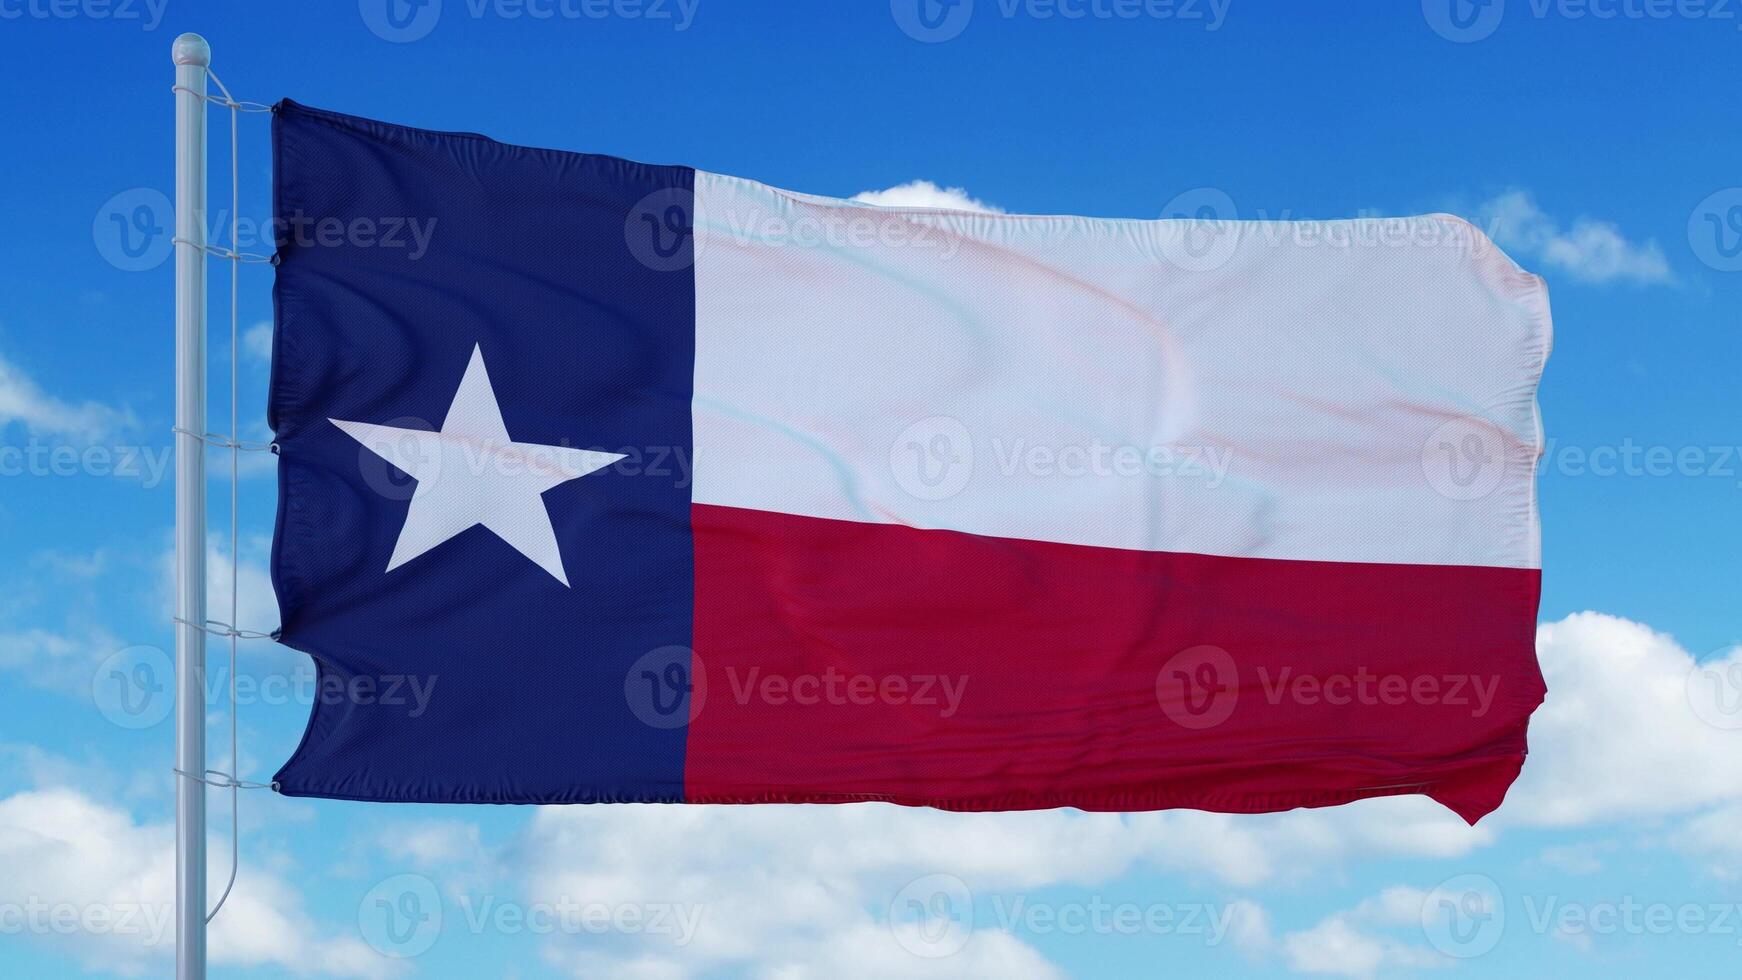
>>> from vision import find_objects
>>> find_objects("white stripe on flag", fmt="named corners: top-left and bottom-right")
top-left (692, 171), bottom-right (1549, 569)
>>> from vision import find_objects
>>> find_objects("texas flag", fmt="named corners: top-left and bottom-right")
top-left (268, 101), bottom-right (1550, 823)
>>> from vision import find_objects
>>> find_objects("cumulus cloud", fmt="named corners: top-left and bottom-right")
top-left (153, 538), bottom-right (281, 640)
top-left (0, 786), bottom-right (389, 978)
top-left (1, 539), bottom-right (282, 701)
top-left (1536, 842), bottom-right (1608, 876)
top-left (1126, 799), bottom-right (1490, 888)
top-left (0, 622), bottom-right (124, 697)
top-left (0, 349), bottom-right (133, 443)
top-left (202, 540), bottom-right (281, 638)
top-left (507, 797), bottom-right (1496, 978)
top-left (516, 804), bottom-right (1193, 977)
top-left (851, 180), bottom-right (1004, 213)
top-left (1282, 915), bottom-right (1442, 979)
top-left (1222, 898), bottom-right (1275, 955)
top-left (0, 550), bottom-right (131, 697)
top-left (1473, 190), bottom-right (1673, 285)
top-left (1503, 613), bottom-right (1742, 827)
top-left (1673, 803), bottom-right (1742, 879)
top-left (243, 321), bottom-right (274, 365)
top-left (1281, 887), bottom-right (1449, 979)
top-left (379, 819), bottom-right (487, 868)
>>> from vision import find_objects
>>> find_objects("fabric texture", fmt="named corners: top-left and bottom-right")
top-left (269, 100), bottom-right (1549, 823)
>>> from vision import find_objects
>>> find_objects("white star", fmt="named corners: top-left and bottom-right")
top-left (330, 344), bottom-right (625, 587)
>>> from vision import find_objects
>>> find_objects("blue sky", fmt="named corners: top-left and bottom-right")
top-left (2, 2), bottom-right (1740, 977)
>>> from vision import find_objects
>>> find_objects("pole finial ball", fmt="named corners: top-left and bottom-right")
top-left (173, 33), bottom-right (211, 67)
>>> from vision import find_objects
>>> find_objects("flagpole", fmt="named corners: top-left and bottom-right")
top-left (173, 31), bottom-right (210, 980)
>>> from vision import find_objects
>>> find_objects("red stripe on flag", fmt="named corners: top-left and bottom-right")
top-left (685, 504), bottom-right (1543, 823)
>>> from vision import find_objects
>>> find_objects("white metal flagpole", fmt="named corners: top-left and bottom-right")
top-left (173, 31), bottom-right (210, 980)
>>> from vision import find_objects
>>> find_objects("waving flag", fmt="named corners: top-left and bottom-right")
top-left (268, 101), bottom-right (1549, 822)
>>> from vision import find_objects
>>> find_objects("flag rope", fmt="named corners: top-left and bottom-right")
top-left (169, 84), bottom-right (273, 114)
top-left (169, 240), bottom-right (276, 265)
top-left (170, 616), bottom-right (276, 641)
top-left (167, 65), bottom-right (277, 926)
top-left (173, 768), bottom-right (278, 791)
top-left (170, 426), bottom-right (277, 454)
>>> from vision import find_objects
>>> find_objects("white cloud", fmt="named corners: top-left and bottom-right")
top-left (243, 321), bottom-right (274, 365)
top-left (511, 798), bottom-right (1496, 977)
top-left (1281, 887), bottom-right (1448, 979)
top-left (379, 818), bottom-right (487, 868)
top-left (203, 539), bottom-right (281, 637)
top-left (1284, 917), bottom-right (1390, 978)
top-left (0, 536), bottom-right (282, 723)
top-left (1281, 916), bottom-right (1443, 979)
top-left (0, 623), bottom-right (124, 696)
top-left (1502, 613), bottom-right (1742, 827)
top-left (769, 921), bottom-right (1061, 980)
top-left (2, 537), bottom-right (284, 700)
top-left (1474, 190), bottom-right (1673, 285)
top-left (1673, 803), bottom-right (1742, 879)
top-left (0, 786), bottom-right (390, 978)
top-left (1126, 798), bottom-right (1490, 888)
top-left (1223, 898), bottom-right (1275, 955)
top-left (0, 349), bottom-right (132, 442)
top-left (0, 551), bottom-right (132, 697)
top-left (546, 920), bottom-right (1060, 980)
top-left (1537, 842), bottom-right (1607, 875)
top-left (851, 180), bottom-right (1004, 213)
top-left (153, 538), bottom-right (281, 639)
top-left (516, 804), bottom-right (1151, 977)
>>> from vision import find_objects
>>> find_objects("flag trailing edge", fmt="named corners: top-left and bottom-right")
top-left (267, 100), bottom-right (1550, 824)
